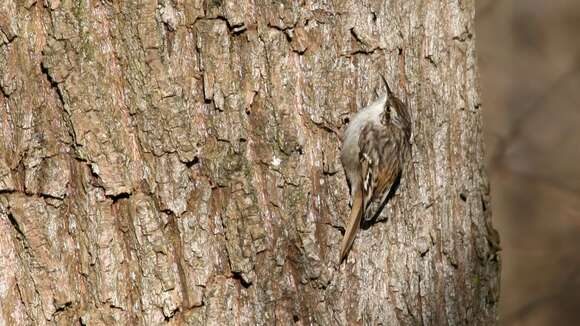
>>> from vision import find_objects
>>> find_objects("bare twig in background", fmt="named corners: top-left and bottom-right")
top-left (501, 266), bottom-right (580, 325)
top-left (476, 0), bottom-right (499, 20)
top-left (479, 2), bottom-right (580, 325)
top-left (498, 166), bottom-right (580, 196)
top-left (489, 55), bottom-right (580, 172)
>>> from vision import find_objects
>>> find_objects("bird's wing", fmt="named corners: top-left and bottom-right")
top-left (359, 123), bottom-right (400, 220)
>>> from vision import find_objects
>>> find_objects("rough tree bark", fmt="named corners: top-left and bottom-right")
top-left (0, 0), bottom-right (500, 325)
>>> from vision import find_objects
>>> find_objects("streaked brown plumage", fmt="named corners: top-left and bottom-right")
top-left (339, 83), bottom-right (411, 262)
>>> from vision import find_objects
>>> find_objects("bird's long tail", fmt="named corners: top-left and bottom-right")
top-left (340, 189), bottom-right (364, 262)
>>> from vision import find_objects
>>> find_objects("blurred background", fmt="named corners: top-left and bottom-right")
top-left (476, 0), bottom-right (580, 325)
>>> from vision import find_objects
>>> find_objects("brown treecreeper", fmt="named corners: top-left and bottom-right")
top-left (339, 82), bottom-right (411, 262)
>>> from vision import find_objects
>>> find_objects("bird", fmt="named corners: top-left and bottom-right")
top-left (339, 81), bottom-right (411, 262)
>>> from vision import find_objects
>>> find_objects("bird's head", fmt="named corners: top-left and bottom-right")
top-left (381, 83), bottom-right (411, 138)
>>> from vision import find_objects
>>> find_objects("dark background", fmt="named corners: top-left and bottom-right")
top-left (477, 1), bottom-right (580, 324)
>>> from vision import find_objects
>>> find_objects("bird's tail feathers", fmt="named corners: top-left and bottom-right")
top-left (340, 189), bottom-right (364, 262)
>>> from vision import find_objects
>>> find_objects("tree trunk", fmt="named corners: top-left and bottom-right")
top-left (0, 1), bottom-right (500, 325)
